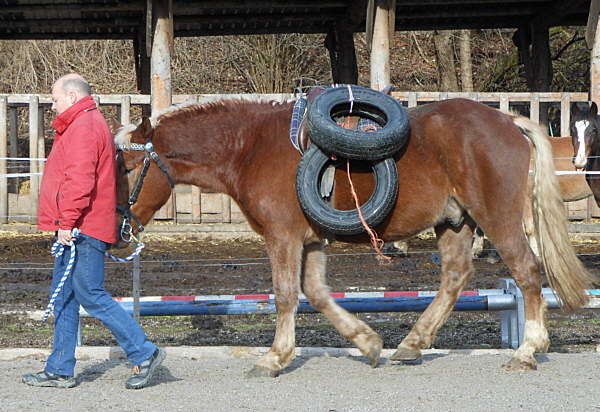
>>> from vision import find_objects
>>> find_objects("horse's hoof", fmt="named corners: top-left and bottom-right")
top-left (246, 365), bottom-right (280, 378)
top-left (364, 335), bottom-right (383, 367)
top-left (504, 357), bottom-right (537, 371)
top-left (389, 346), bottom-right (422, 362)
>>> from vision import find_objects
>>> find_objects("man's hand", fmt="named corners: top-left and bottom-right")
top-left (57, 228), bottom-right (74, 245)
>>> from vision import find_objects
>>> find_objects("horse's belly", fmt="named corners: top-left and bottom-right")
top-left (333, 160), bottom-right (449, 240)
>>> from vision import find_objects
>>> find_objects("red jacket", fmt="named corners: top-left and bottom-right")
top-left (38, 95), bottom-right (117, 244)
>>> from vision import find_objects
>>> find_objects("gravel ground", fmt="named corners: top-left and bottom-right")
top-left (1, 348), bottom-right (598, 411)
top-left (1, 229), bottom-right (599, 411)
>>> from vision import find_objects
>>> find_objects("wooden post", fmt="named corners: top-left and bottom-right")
top-left (591, 6), bottom-right (600, 223)
top-left (560, 93), bottom-right (570, 138)
top-left (134, 28), bottom-right (152, 117)
top-left (591, 10), bottom-right (600, 105)
top-left (8, 106), bottom-right (17, 197)
top-left (192, 186), bottom-right (201, 223)
top-left (0, 96), bottom-right (7, 223)
top-left (151, 0), bottom-right (173, 114)
top-left (120, 95), bottom-right (131, 125)
top-left (37, 106), bottom-right (45, 175)
top-left (29, 96), bottom-right (39, 224)
top-left (8, 107), bottom-right (17, 158)
top-left (515, 24), bottom-right (552, 126)
top-left (586, 0), bottom-right (600, 49)
top-left (500, 94), bottom-right (509, 113)
top-left (324, 0), bottom-right (367, 85)
top-left (150, 0), bottom-right (175, 221)
top-left (133, 255), bottom-right (141, 322)
top-left (369, 0), bottom-right (395, 91)
top-left (530, 93), bottom-right (540, 123)
top-left (221, 194), bottom-right (231, 224)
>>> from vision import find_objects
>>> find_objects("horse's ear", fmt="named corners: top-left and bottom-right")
top-left (137, 116), bottom-right (153, 142)
top-left (571, 102), bottom-right (581, 117)
top-left (591, 102), bottom-right (598, 117)
top-left (109, 117), bottom-right (123, 135)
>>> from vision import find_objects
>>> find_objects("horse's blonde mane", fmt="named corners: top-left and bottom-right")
top-left (114, 123), bottom-right (137, 147)
top-left (114, 96), bottom-right (290, 147)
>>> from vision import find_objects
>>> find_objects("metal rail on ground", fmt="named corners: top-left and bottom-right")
top-left (77, 279), bottom-right (600, 349)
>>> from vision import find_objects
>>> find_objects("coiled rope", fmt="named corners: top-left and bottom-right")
top-left (42, 228), bottom-right (145, 322)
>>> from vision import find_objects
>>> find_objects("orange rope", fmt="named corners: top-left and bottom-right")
top-left (345, 159), bottom-right (391, 262)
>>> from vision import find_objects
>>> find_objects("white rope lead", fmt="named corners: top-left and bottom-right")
top-left (41, 228), bottom-right (145, 322)
top-left (104, 242), bottom-right (145, 262)
top-left (42, 228), bottom-right (81, 322)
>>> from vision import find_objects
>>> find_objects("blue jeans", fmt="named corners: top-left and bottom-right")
top-left (46, 233), bottom-right (157, 376)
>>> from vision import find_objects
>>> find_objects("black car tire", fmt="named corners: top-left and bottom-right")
top-left (306, 85), bottom-right (409, 160)
top-left (296, 145), bottom-right (398, 235)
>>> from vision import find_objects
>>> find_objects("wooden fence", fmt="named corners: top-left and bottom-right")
top-left (0, 91), bottom-right (595, 231)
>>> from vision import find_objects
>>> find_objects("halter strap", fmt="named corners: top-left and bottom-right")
top-left (116, 141), bottom-right (174, 242)
top-left (118, 142), bottom-right (175, 191)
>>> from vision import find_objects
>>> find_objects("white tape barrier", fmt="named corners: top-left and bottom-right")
top-left (0, 157), bottom-right (46, 178)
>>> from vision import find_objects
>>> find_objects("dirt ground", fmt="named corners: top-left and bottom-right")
top-left (0, 229), bottom-right (598, 352)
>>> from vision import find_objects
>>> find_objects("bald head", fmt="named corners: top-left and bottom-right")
top-left (54, 73), bottom-right (91, 96)
top-left (51, 73), bottom-right (92, 114)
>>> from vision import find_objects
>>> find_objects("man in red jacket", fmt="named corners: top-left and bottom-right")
top-left (22, 73), bottom-right (164, 389)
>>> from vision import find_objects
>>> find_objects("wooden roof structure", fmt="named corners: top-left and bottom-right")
top-left (2, 1), bottom-right (599, 108)
top-left (0, 1), bottom-right (592, 40)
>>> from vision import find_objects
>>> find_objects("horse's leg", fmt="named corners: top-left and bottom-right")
top-left (301, 241), bottom-right (383, 366)
top-left (248, 237), bottom-right (303, 377)
top-left (486, 232), bottom-right (548, 370)
top-left (471, 226), bottom-right (484, 257)
top-left (392, 240), bottom-right (409, 256)
top-left (390, 219), bottom-right (476, 361)
top-left (472, 206), bottom-right (548, 369)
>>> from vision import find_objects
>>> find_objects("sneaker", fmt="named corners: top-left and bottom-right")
top-left (22, 370), bottom-right (76, 388)
top-left (125, 347), bottom-right (165, 389)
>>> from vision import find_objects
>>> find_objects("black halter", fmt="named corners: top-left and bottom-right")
top-left (116, 141), bottom-right (175, 242)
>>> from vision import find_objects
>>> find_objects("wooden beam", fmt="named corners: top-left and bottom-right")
top-left (134, 27), bottom-right (151, 118)
top-left (151, 0), bottom-right (175, 220)
top-left (151, 0), bottom-right (173, 113)
top-left (324, 0), bottom-right (367, 84)
top-left (591, 15), bottom-right (600, 105)
top-left (366, 0), bottom-right (374, 51)
top-left (530, 0), bottom-right (589, 29)
top-left (367, 0), bottom-right (395, 52)
top-left (28, 97), bottom-right (39, 224)
top-left (0, 96), bottom-right (7, 224)
top-left (146, 0), bottom-right (153, 57)
top-left (370, 0), bottom-right (394, 90)
top-left (586, 0), bottom-right (600, 49)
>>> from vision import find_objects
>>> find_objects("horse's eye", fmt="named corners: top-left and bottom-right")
top-left (124, 168), bottom-right (134, 176)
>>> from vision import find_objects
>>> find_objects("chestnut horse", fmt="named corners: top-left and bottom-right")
top-left (571, 102), bottom-right (600, 202)
top-left (522, 102), bottom-right (600, 253)
top-left (114, 97), bottom-right (592, 377)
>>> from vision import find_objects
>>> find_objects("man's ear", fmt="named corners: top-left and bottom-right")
top-left (68, 90), bottom-right (78, 105)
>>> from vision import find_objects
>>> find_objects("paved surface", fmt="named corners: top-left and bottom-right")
top-left (1, 346), bottom-right (598, 411)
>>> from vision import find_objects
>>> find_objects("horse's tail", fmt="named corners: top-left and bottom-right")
top-left (512, 116), bottom-right (593, 310)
